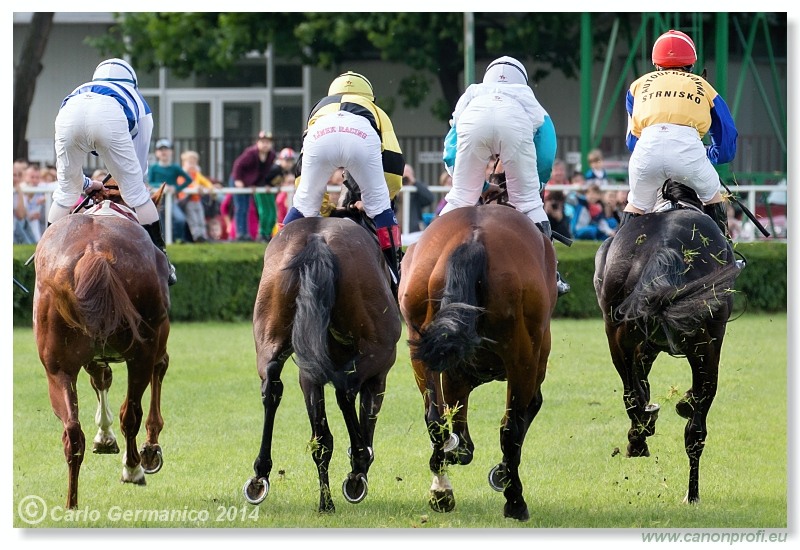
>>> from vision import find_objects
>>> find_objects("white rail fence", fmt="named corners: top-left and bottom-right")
top-left (18, 182), bottom-right (787, 244)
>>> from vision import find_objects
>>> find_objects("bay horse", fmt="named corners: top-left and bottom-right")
top-left (594, 179), bottom-right (742, 504)
top-left (398, 203), bottom-right (558, 521)
top-left (243, 181), bottom-right (401, 513)
top-left (33, 184), bottom-right (171, 509)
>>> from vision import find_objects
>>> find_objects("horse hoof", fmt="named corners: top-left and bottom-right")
top-left (140, 446), bottom-right (163, 474)
top-left (626, 443), bottom-right (650, 458)
top-left (488, 463), bottom-right (507, 492)
top-left (93, 440), bottom-right (120, 454)
top-left (121, 464), bottom-right (146, 485)
top-left (243, 477), bottom-right (270, 505)
top-left (683, 492), bottom-right (700, 505)
top-left (342, 473), bottom-right (368, 503)
top-left (429, 489), bottom-right (455, 513)
top-left (675, 399), bottom-right (693, 419)
top-left (504, 501), bottom-right (530, 522)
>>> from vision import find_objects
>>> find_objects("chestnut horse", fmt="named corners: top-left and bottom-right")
top-left (594, 180), bottom-right (742, 503)
top-left (398, 204), bottom-right (558, 521)
top-left (33, 186), bottom-right (171, 509)
top-left (243, 208), bottom-right (401, 513)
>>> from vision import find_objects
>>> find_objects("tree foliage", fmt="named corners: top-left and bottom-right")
top-left (13, 12), bottom-right (54, 161)
top-left (89, 12), bottom-right (607, 121)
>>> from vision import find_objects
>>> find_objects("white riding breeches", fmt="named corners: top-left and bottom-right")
top-left (54, 93), bottom-right (151, 210)
top-left (442, 93), bottom-right (547, 224)
top-left (627, 123), bottom-right (721, 213)
top-left (295, 111), bottom-right (390, 219)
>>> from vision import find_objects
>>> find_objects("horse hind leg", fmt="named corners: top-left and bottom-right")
top-left (119, 358), bottom-right (154, 485)
top-left (682, 342), bottom-right (720, 504)
top-left (613, 344), bottom-right (659, 458)
top-left (85, 361), bottom-right (120, 454)
top-left (336, 383), bottom-right (375, 505)
top-left (424, 394), bottom-right (456, 514)
top-left (141, 351), bottom-right (169, 474)
top-left (244, 359), bottom-right (286, 505)
top-left (47, 370), bottom-right (86, 509)
top-left (442, 375), bottom-right (476, 467)
top-left (301, 376), bottom-right (336, 513)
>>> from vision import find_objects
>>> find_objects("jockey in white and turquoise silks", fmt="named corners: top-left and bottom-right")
top-left (440, 56), bottom-right (557, 226)
top-left (439, 56), bottom-right (568, 295)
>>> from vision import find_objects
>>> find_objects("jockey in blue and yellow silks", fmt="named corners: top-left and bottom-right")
top-left (620, 29), bottom-right (739, 236)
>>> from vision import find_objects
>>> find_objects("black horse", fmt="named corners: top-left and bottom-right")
top-left (594, 180), bottom-right (742, 503)
top-left (243, 176), bottom-right (401, 513)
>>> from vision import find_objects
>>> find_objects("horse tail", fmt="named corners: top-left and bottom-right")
top-left (616, 247), bottom-right (740, 336)
top-left (47, 250), bottom-right (143, 343)
top-left (286, 234), bottom-right (338, 385)
top-left (412, 240), bottom-right (487, 372)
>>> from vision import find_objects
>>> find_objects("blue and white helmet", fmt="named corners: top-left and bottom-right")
top-left (483, 56), bottom-right (528, 85)
top-left (92, 58), bottom-right (138, 88)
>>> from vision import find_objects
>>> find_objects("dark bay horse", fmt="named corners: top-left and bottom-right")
top-left (33, 187), bottom-right (171, 509)
top-left (594, 180), bottom-right (742, 504)
top-left (243, 213), bottom-right (401, 513)
top-left (398, 204), bottom-right (558, 521)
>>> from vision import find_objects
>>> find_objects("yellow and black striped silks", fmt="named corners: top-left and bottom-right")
top-left (296, 93), bottom-right (404, 216)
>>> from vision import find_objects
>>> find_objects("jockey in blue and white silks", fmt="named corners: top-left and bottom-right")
top-left (48, 58), bottom-right (176, 285)
top-left (440, 56), bottom-right (557, 227)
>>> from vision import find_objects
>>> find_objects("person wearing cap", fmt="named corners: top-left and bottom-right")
top-left (47, 58), bottom-right (176, 285)
top-left (274, 148), bottom-right (297, 226)
top-left (230, 131), bottom-right (279, 241)
top-left (441, 55), bottom-right (569, 296)
top-left (148, 138), bottom-right (192, 244)
top-left (284, 71), bottom-right (405, 295)
top-left (620, 29), bottom-right (738, 237)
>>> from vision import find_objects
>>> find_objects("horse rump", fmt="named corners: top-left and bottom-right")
top-left (284, 234), bottom-right (339, 385)
top-left (614, 241), bottom-right (740, 342)
top-left (41, 248), bottom-right (143, 344)
top-left (411, 240), bottom-right (487, 372)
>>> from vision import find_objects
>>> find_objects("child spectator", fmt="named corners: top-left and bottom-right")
top-left (572, 183), bottom-right (616, 240)
top-left (179, 150), bottom-right (215, 242)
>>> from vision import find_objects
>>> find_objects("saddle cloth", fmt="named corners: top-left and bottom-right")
top-left (83, 200), bottom-right (139, 223)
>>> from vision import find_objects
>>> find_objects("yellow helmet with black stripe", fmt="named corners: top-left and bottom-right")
top-left (328, 71), bottom-right (375, 101)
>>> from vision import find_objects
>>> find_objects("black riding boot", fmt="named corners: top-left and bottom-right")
top-left (536, 221), bottom-right (570, 297)
top-left (703, 202), bottom-right (730, 239)
top-left (382, 246), bottom-right (401, 295)
top-left (617, 211), bottom-right (641, 230)
top-left (377, 225), bottom-right (402, 300)
top-left (142, 221), bottom-right (177, 286)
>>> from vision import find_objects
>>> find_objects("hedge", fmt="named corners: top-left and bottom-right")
top-left (12, 240), bottom-right (786, 326)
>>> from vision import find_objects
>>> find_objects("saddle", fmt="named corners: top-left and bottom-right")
top-left (328, 171), bottom-right (380, 240)
top-left (83, 200), bottom-right (140, 223)
top-left (652, 179), bottom-right (704, 214)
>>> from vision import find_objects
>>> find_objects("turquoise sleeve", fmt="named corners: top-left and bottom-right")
top-left (443, 125), bottom-right (457, 175)
top-left (534, 115), bottom-right (557, 189)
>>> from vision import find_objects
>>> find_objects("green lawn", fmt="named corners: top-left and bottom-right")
top-left (12, 314), bottom-right (787, 530)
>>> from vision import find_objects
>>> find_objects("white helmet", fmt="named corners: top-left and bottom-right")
top-left (483, 56), bottom-right (528, 85)
top-left (92, 58), bottom-right (138, 88)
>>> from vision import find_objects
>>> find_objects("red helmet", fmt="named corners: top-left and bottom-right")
top-left (652, 30), bottom-right (697, 68)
